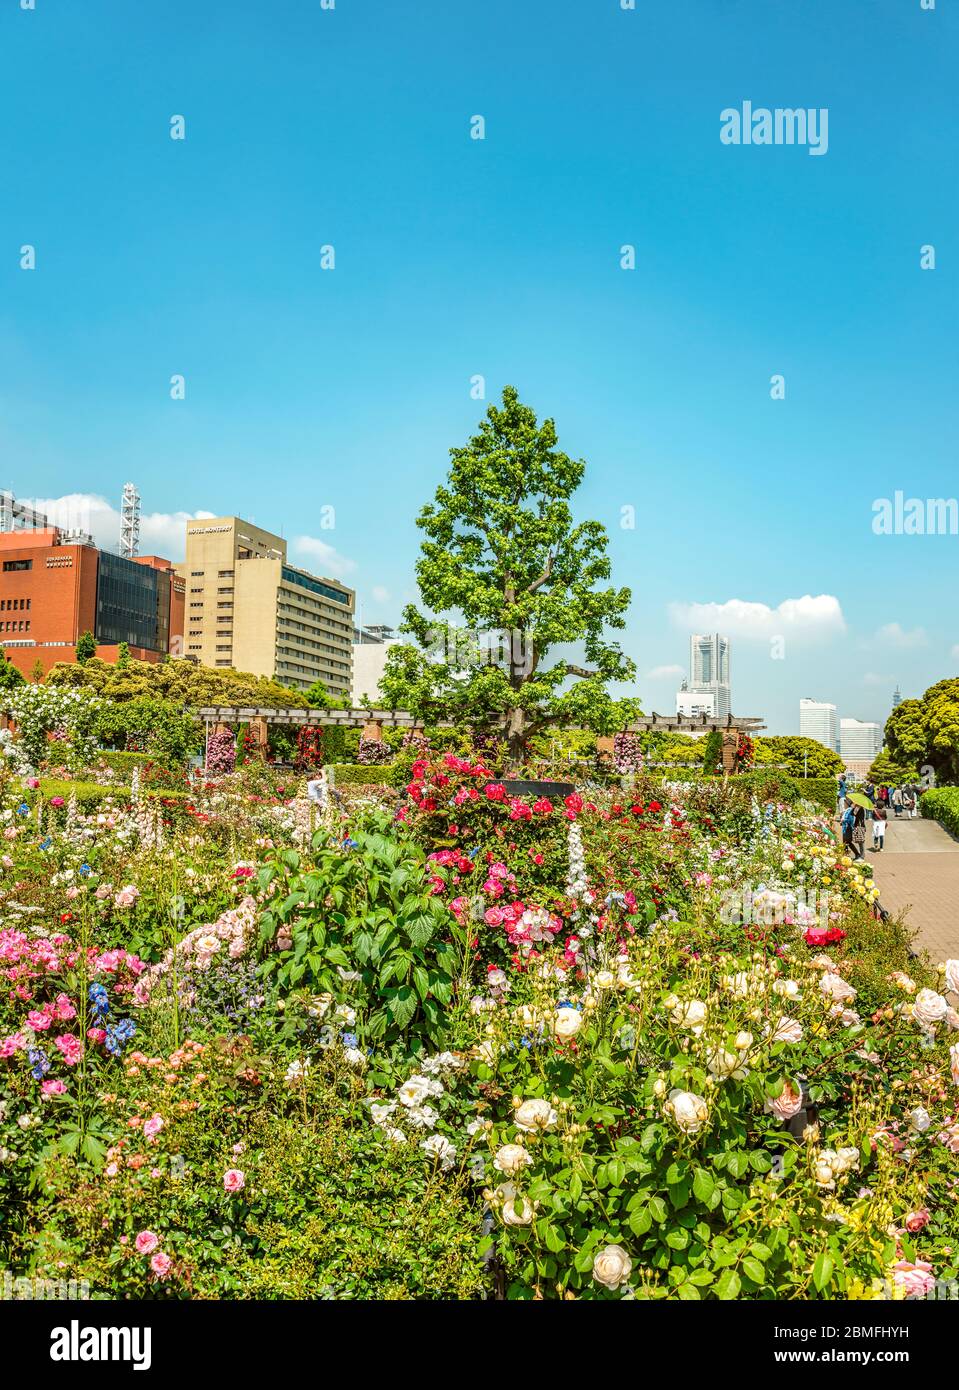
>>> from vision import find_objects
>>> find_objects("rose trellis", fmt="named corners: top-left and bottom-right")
top-left (3, 684), bottom-right (102, 773)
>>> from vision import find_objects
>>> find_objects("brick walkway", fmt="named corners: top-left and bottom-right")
top-left (865, 813), bottom-right (959, 963)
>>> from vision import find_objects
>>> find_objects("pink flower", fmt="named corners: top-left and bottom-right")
top-left (150, 1252), bottom-right (173, 1278)
top-left (49, 796), bottom-right (65, 808)
top-left (53, 993), bottom-right (76, 1020)
top-left (765, 1079), bottom-right (804, 1122)
top-left (0, 1032), bottom-right (27, 1058)
top-left (135, 1230), bottom-right (159, 1255)
top-left (143, 1114), bottom-right (164, 1140)
top-left (223, 1168), bottom-right (246, 1192)
top-left (905, 1208), bottom-right (931, 1233)
top-left (26, 1009), bottom-right (52, 1031)
top-left (484, 783), bottom-right (506, 802)
top-left (54, 1033), bottom-right (83, 1066)
top-left (891, 1259), bottom-right (936, 1298)
top-left (40, 1078), bottom-right (67, 1096)
top-left (113, 885), bottom-right (140, 909)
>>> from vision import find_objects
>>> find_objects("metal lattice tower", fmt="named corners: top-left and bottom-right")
top-left (120, 482), bottom-right (141, 559)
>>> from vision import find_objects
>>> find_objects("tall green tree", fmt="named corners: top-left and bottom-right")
top-left (75, 630), bottom-right (97, 665)
top-left (380, 386), bottom-right (638, 764)
top-left (885, 683), bottom-right (959, 785)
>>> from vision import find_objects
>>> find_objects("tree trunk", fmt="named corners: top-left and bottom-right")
top-left (506, 707), bottom-right (527, 770)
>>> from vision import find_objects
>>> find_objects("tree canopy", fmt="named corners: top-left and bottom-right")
top-left (885, 679), bottom-right (959, 784)
top-left (380, 386), bottom-right (638, 763)
top-left (753, 736), bottom-right (844, 778)
top-left (46, 656), bottom-right (309, 711)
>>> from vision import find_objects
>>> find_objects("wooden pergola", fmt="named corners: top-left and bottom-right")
top-left (193, 706), bottom-right (765, 774)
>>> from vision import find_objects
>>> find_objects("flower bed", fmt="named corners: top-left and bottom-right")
top-left (0, 750), bottom-right (957, 1300)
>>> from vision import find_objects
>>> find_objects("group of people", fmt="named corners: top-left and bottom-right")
top-left (836, 774), bottom-right (920, 859)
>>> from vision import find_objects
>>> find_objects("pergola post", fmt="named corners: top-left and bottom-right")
top-left (721, 730), bottom-right (739, 774)
top-left (362, 719), bottom-right (384, 744)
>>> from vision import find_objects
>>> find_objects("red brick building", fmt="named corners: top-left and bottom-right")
top-left (0, 530), bottom-right (185, 677)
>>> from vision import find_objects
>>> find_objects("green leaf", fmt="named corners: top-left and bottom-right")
top-left (692, 1168), bottom-right (715, 1203)
top-left (742, 1257), bottom-right (765, 1285)
top-left (714, 1269), bottom-right (741, 1301)
top-left (812, 1252), bottom-right (834, 1292)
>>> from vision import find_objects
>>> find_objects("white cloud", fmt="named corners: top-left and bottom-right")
top-left (950, 644), bottom-right (959, 662)
top-left (862, 672), bottom-right (893, 686)
top-left (668, 594), bottom-right (845, 639)
top-left (646, 663), bottom-right (684, 680)
top-left (371, 585), bottom-right (391, 603)
top-left (872, 623), bottom-right (928, 649)
top-left (26, 493), bottom-right (215, 561)
top-left (292, 534), bottom-right (357, 579)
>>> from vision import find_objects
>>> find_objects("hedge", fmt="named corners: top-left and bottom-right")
top-left (329, 763), bottom-right (399, 787)
top-left (96, 750), bottom-right (181, 775)
top-left (39, 779), bottom-right (191, 812)
top-left (635, 770), bottom-right (837, 815)
top-left (919, 787), bottom-right (959, 839)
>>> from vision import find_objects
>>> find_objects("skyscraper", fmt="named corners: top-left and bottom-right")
top-left (686, 632), bottom-right (731, 719)
top-left (799, 698), bottom-right (838, 751)
top-left (840, 719), bottom-right (882, 760)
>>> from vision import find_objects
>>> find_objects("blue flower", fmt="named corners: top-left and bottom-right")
top-left (88, 982), bottom-right (109, 1015)
top-left (16, 803), bottom-right (29, 816)
top-left (79, 863), bottom-right (92, 876)
top-left (39, 837), bottom-right (52, 851)
top-left (28, 1047), bottom-right (50, 1080)
top-left (340, 1031), bottom-right (358, 1048)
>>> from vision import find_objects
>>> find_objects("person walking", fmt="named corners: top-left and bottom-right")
top-left (841, 801), bottom-right (855, 855)
top-left (837, 773), bottom-right (847, 818)
top-left (902, 786), bottom-right (916, 819)
top-left (892, 786), bottom-right (903, 818)
top-left (850, 805), bottom-right (867, 859)
top-left (872, 801), bottom-right (887, 852)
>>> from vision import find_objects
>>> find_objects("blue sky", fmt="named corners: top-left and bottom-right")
top-left (1, 0), bottom-right (956, 734)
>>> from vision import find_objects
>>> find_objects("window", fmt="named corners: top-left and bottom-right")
top-left (2, 559), bottom-right (32, 572)
top-left (191, 570), bottom-right (204, 576)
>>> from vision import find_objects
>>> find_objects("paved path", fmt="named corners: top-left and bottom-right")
top-left (865, 813), bottom-right (959, 963)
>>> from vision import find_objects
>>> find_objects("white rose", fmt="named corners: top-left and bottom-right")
top-left (706, 1048), bottom-right (747, 1080)
top-left (668, 1089), bottom-right (708, 1134)
top-left (820, 972), bottom-right (857, 1003)
top-left (671, 999), bottom-right (707, 1031)
top-left (594, 970), bottom-right (616, 990)
top-left (553, 1006), bottom-right (583, 1039)
top-left (370, 1101), bottom-right (396, 1124)
top-left (913, 989), bottom-right (948, 1030)
top-left (493, 1143), bottom-right (532, 1175)
top-left (591, 1243), bottom-right (632, 1290)
top-left (945, 960), bottom-right (959, 996)
top-left (773, 979), bottom-right (800, 998)
top-left (421, 1133), bottom-right (456, 1169)
top-left (769, 1017), bottom-right (804, 1045)
top-left (813, 1159), bottom-right (835, 1188)
top-left (734, 1031), bottom-right (754, 1050)
top-left (398, 1077), bottom-right (431, 1108)
top-left (834, 1146), bottom-right (860, 1173)
top-left (495, 1182), bottom-right (534, 1226)
top-left (513, 1098), bottom-right (558, 1133)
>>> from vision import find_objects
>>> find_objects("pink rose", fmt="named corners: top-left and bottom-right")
top-left (765, 1079), bottom-right (804, 1122)
top-left (135, 1230), bottom-right (159, 1254)
top-left (40, 1078), bottom-right (67, 1096)
top-left (150, 1252), bottom-right (173, 1278)
top-left (54, 1033), bottom-right (83, 1066)
top-left (905, 1208), bottom-right (930, 1233)
top-left (26, 1009), bottom-right (52, 1031)
top-left (891, 1259), bottom-right (935, 1298)
top-left (223, 1168), bottom-right (245, 1192)
top-left (143, 1114), bottom-right (164, 1140)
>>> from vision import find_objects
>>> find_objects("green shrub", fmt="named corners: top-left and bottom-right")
top-left (39, 779), bottom-right (191, 812)
top-left (331, 763), bottom-right (399, 786)
top-left (920, 787), bottom-right (959, 838)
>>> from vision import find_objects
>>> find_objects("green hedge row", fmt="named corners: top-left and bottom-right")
top-left (97, 750), bottom-right (172, 774)
top-left (636, 770), bottom-right (837, 815)
top-left (39, 779), bottom-right (192, 812)
top-left (329, 763), bottom-right (399, 787)
top-left (920, 787), bottom-right (959, 838)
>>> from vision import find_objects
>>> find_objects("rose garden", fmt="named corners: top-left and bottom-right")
top-left (1, 392), bottom-right (957, 1302)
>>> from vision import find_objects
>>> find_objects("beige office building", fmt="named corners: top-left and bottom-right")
top-left (179, 517), bottom-right (354, 696)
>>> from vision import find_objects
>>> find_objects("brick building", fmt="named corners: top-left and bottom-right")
top-left (0, 529), bottom-right (185, 677)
